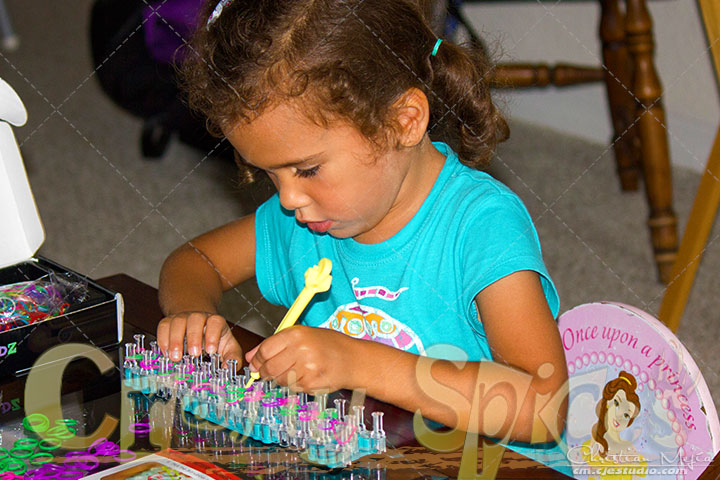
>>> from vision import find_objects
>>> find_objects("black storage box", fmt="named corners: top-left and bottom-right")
top-left (0, 256), bottom-right (123, 378)
top-left (0, 78), bottom-right (124, 380)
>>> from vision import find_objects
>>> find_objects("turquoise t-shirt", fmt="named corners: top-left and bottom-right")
top-left (255, 142), bottom-right (571, 474)
top-left (256, 142), bottom-right (558, 360)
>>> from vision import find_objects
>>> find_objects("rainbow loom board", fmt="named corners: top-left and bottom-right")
top-left (122, 336), bottom-right (386, 470)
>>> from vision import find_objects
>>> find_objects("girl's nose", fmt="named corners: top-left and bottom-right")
top-left (278, 178), bottom-right (311, 211)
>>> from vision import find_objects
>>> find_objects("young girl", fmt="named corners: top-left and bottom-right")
top-left (157, 0), bottom-right (568, 451)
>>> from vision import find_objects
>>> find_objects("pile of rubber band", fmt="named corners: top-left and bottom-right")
top-left (0, 413), bottom-right (135, 478)
top-left (0, 278), bottom-right (71, 332)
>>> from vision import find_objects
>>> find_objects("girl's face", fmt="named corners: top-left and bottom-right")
top-left (605, 389), bottom-right (636, 434)
top-left (225, 102), bottom-right (433, 243)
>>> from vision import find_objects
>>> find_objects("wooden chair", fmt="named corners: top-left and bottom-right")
top-left (659, 0), bottom-right (720, 332)
top-left (423, 0), bottom-right (678, 283)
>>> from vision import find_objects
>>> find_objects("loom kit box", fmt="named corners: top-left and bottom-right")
top-left (0, 76), bottom-right (123, 379)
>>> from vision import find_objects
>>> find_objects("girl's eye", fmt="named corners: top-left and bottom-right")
top-left (295, 166), bottom-right (320, 178)
top-left (614, 399), bottom-right (619, 406)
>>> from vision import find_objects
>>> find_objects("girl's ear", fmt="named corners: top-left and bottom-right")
top-left (392, 88), bottom-right (430, 148)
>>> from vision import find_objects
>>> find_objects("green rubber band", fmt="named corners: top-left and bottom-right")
top-left (431, 38), bottom-right (443, 56)
top-left (4, 458), bottom-right (27, 474)
top-left (55, 418), bottom-right (78, 426)
top-left (10, 446), bottom-right (35, 458)
top-left (0, 448), bottom-right (9, 460)
top-left (14, 438), bottom-right (39, 448)
top-left (38, 438), bottom-right (62, 450)
top-left (29, 452), bottom-right (54, 465)
top-left (23, 413), bottom-right (50, 432)
top-left (46, 425), bottom-right (76, 439)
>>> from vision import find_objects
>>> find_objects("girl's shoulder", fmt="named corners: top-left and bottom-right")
top-left (438, 160), bottom-right (527, 222)
top-left (435, 142), bottom-right (521, 204)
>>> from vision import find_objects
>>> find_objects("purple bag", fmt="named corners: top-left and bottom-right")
top-left (142, 0), bottom-right (205, 64)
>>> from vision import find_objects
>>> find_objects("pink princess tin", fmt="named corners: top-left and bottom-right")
top-left (560, 302), bottom-right (719, 479)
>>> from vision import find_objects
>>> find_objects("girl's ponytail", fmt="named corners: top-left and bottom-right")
top-left (426, 40), bottom-right (509, 169)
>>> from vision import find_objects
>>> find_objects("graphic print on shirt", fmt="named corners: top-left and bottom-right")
top-left (319, 302), bottom-right (425, 355)
top-left (351, 277), bottom-right (408, 301)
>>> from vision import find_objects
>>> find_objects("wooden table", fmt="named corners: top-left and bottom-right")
top-left (97, 274), bottom-right (574, 479)
top-left (98, 274), bottom-right (720, 478)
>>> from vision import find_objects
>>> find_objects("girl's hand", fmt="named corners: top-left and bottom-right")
top-left (156, 311), bottom-right (243, 365)
top-left (245, 325), bottom-right (354, 392)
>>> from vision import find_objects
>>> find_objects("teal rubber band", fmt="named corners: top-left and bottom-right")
top-left (431, 38), bottom-right (443, 56)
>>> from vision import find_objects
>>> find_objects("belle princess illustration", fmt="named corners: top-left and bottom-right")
top-left (581, 371), bottom-right (648, 479)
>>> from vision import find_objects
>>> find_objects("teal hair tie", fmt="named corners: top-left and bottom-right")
top-left (431, 39), bottom-right (443, 57)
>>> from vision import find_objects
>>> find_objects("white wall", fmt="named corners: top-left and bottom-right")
top-left (463, 1), bottom-right (719, 173)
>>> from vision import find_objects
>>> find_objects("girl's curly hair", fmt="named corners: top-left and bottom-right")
top-left (181, 0), bottom-right (508, 181)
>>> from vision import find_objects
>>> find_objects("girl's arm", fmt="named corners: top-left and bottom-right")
top-left (157, 213), bottom-right (256, 362)
top-left (247, 270), bottom-right (568, 444)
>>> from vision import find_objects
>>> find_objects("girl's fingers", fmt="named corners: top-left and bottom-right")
top-left (219, 340), bottom-right (243, 367)
top-left (204, 314), bottom-right (227, 355)
top-left (185, 312), bottom-right (207, 356)
top-left (168, 315), bottom-right (188, 361)
top-left (156, 318), bottom-right (171, 353)
top-left (257, 347), bottom-right (295, 379)
top-left (259, 349), bottom-right (300, 387)
top-left (245, 345), bottom-right (259, 364)
top-left (249, 337), bottom-right (287, 374)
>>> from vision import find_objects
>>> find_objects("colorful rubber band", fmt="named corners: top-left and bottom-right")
top-left (14, 438), bottom-right (39, 448)
top-left (55, 418), bottom-right (78, 426)
top-left (23, 413), bottom-right (49, 432)
top-left (46, 425), bottom-right (76, 439)
top-left (9, 446), bottom-right (34, 458)
top-left (29, 452), bottom-right (54, 465)
top-left (129, 423), bottom-right (151, 434)
top-left (431, 38), bottom-right (443, 56)
top-left (38, 438), bottom-right (62, 450)
top-left (2, 458), bottom-right (26, 475)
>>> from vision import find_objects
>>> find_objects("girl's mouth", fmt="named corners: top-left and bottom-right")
top-left (306, 220), bottom-right (332, 232)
